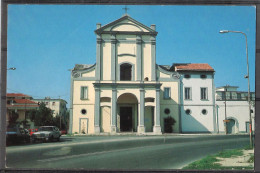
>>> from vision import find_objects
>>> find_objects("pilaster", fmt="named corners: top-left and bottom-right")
top-left (151, 36), bottom-right (156, 81)
top-left (94, 87), bottom-right (100, 133)
top-left (96, 36), bottom-right (102, 81)
top-left (111, 34), bottom-right (116, 81)
top-left (136, 35), bottom-right (142, 81)
top-left (111, 87), bottom-right (117, 133)
top-left (154, 87), bottom-right (162, 134)
top-left (138, 88), bottom-right (145, 133)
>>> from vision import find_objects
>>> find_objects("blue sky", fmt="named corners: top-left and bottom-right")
top-left (7, 5), bottom-right (256, 106)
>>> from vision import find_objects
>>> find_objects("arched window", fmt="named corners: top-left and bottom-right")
top-left (120, 63), bottom-right (132, 81)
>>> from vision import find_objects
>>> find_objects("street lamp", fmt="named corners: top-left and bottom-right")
top-left (219, 30), bottom-right (253, 148)
top-left (7, 67), bottom-right (16, 70)
top-left (0, 67), bottom-right (16, 70)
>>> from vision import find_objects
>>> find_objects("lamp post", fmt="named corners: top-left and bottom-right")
top-left (219, 30), bottom-right (253, 148)
top-left (224, 85), bottom-right (228, 135)
top-left (0, 66), bottom-right (16, 169)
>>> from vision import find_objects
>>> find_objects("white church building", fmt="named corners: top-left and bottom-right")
top-left (69, 15), bottom-right (253, 135)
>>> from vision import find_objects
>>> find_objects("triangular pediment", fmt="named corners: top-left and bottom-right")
top-left (95, 15), bottom-right (157, 35)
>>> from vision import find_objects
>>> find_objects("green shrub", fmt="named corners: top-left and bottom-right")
top-left (164, 116), bottom-right (176, 133)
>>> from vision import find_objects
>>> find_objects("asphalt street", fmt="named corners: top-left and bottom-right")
top-left (6, 134), bottom-right (250, 170)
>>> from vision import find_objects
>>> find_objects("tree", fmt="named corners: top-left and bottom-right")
top-left (65, 110), bottom-right (70, 130)
top-left (8, 110), bottom-right (19, 126)
top-left (28, 110), bottom-right (37, 122)
top-left (52, 114), bottom-right (66, 129)
top-left (33, 102), bottom-right (54, 126)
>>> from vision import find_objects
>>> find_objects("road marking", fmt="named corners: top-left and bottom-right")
top-left (37, 145), bottom-right (150, 162)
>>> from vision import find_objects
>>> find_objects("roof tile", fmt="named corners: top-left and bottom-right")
top-left (175, 63), bottom-right (214, 71)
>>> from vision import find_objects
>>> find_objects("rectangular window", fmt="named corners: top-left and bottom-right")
top-left (226, 92), bottom-right (231, 100)
top-left (221, 92), bottom-right (225, 100)
top-left (237, 93), bottom-right (241, 100)
top-left (81, 86), bottom-right (88, 99)
top-left (164, 87), bottom-right (171, 99)
top-left (52, 102), bottom-right (55, 106)
top-left (251, 93), bottom-right (255, 100)
top-left (201, 88), bottom-right (208, 100)
top-left (184, 87), bottom-right (191, 100)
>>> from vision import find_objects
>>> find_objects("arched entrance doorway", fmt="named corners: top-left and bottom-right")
top-left (117, 93), bottom-right (138, 132)
top-left (227, 119), bottom-right (236, 134)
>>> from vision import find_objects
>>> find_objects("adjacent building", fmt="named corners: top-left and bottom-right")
top-left (6, 93), bottom-right (68, 129)
top-left (6, 93), bottom-right (39, 128)
top-left (33, 97), bottom-right (67, 117)
top-left (172, 63), bottom-right (216, 133)
top-left (215, 86), bottom-right (255, 134)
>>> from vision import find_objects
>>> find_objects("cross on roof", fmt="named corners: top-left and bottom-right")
top-left (123, 5), bottom-right (129, 15)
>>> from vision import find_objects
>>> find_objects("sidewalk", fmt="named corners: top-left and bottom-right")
top-left (215, 149), bottom-right (254, 168)
top-left (182, 147), bottom-right (254, 170)
top-left (70, 132), bottom-right (250, 136)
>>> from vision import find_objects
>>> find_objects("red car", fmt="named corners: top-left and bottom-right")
top-left (60, 129), bottom-right (67, 135)
top-left (28, 129), bottom-right (38, 136)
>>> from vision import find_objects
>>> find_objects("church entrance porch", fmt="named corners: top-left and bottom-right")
top-left (117, 93), bottom-right (138, 132)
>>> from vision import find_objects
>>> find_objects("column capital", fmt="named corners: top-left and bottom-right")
top-left (136, 35), bottom-right (142, 44)
top-left (95, 87), bottom-right (100, 92)
top-left (136, 39), bottom-right (142, 44)
top-left (151, 40), bottom-right (156, 45)
top-left (140, 88), bottom-right (145, 92)
top-left (97, 38), bottom-right (102, 44)
top-left (111, 39), bottom-right (117, 44)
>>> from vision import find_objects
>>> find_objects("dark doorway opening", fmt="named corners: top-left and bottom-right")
top-left (120, 107), bottom-right (132, 132)
top-left (246, 122), bottom-right (250, 133)
top-left (120, 63), bottom-right (132, 81)
top-left (227, 119), bottom-right (235, 134)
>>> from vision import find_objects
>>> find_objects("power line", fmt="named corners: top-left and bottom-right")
top-left (7, 87), bottom-right (70, 99)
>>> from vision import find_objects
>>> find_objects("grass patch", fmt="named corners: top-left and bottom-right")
top-left (183, 146), bottom-right (254, 170)
top-left (183, 156), bottom-right (222, 170)
top-left (217, 148), bottom-right (243, 158)
top-left (244, 145), bottom-right (254, 150)
top-left (248, 155), bottom-right (254, 163)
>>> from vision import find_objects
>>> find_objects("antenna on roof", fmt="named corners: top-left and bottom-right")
top-left (122, 5), bottom-right (129, 15)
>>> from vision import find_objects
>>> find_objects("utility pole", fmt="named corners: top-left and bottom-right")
top-left (219, 30), bottom-right (253, 148)
top-left (59, 96), bottom-right (61, 129)
top-left (224, 85), bottom-right (228, 134)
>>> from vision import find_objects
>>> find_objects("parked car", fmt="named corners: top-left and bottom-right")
top-left (6, 125), bottom-right (30, 144)
top-left (28, 128), bottom-right (38, 136)
top-left (60, 129), bottom-right (67, 135)
top-left (31, 126), bottom-right (61, 142)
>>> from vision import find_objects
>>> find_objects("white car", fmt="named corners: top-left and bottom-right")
top-left (31, 126), bottom-right (61, 142)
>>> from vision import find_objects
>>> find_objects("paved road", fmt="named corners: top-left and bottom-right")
top-left (6, 134), bottom-right (250, 169)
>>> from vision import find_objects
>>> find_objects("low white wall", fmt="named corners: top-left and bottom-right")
top-left (216, 100), bottom-right (255, 133)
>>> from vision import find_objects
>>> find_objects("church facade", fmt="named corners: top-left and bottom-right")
top-left (69, 15), bottom-right (216, 134)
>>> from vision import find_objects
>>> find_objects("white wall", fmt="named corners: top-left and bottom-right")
top-left (216, 100), bottom-right (255, 133)
top-left (180, 73), bottom-right (215, 133)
